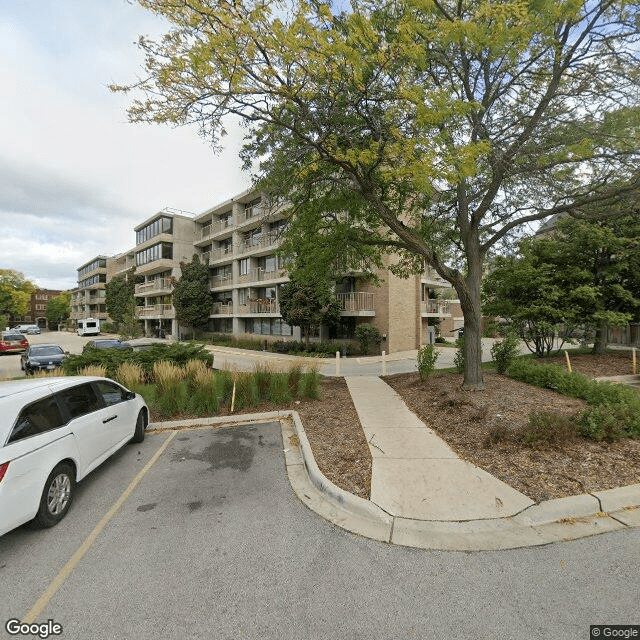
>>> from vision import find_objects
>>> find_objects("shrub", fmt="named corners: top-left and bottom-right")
top-left (434, 336), bottom-right (447, 344)
top-left (576, 404), bottom-right (638, 441)
top-left (507, 358), bottom-right (640, 440)
top-left (490, 333), bottom-right (521, 374)
top-left (79, 365), bottom-right (107, 377)
top-left (417, 344), bottom-right (439, 380)
top-left (114, 362), bottom-right (145, 392)
top-left (63, 342), bottom-right (213, 378)
top-left (287, 365), bottom-right (303, 398)
top-left (152, 361), bottom-right (186, 416)
top-left (268, 372), bottom-right (293, 404)
top-left (300, 367), bottom-right (322, 399)
top-left (519, 412), bottom-right (578, 446)
top-left (453, 336), bottom-right (465, 373)
top-left (354, 323), bottom-right (382, 356)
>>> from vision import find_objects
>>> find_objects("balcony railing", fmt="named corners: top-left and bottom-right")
top-left (135, 278), bottom-right (174, 295)
top-left (212, 302), bottom-right (233, 315)
top-left (422, 300), bottom-right (451, 315)
top-left (208, 245), bottom-right (234, 262)
top-left (238, 232), bottom-right (280, 255)
top-left (239, 299), bottom-right (280, 314)
top-left (209, 274), bottom-right (233, 288)
top-left (337, 292), bottom-right (374, 312)
top-left (237, 204), bottom-right (262, 225)
top-left (136, 304), bottom-right (175, 318)
top-left (199, 217), bottom-right (234, 241)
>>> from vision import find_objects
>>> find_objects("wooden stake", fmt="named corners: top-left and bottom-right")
top-left (564, 350), bottom-right (572, 374)
top-left (230, 381), bottom-right (236, 413)
top-left (633, 348), bottom-right (637, 375)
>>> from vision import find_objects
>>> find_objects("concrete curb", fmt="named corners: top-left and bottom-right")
top-left (148, 412), bottom-right (640, 552)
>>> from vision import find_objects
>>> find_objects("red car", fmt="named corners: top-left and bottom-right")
top-left (0, 332), bottom-right (29, 354)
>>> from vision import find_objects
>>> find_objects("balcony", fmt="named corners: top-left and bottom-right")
top-left (421, 300), bottom-right (452, 317)
top-left (136, 304), bottom-right (176, 319)
top-left (206, 245), bottom-right (234, 263)
top-left (239, 299), bottom-right (280, 315)
top-left (209, 274), bottom-right (233, 289)
top-left (238, 232), bottom-right (279, 255)
top-left (236, 204), bottom-right (262, 226)
top-left (422, 269), bottom-right (450, 288)
top-left (337, 292), bottom-right (375, 317)
top-left (211, 302), bottom-right (233, 315)
top-left (135, 259), bottom-right (175, 276)
top-left (135, 277), bottom-right (175, 296)
top-left (198, 217), bottom-right (234, 244)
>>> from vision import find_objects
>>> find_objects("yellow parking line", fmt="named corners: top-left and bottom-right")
top-left (22, 430), bottom-right (178, 624)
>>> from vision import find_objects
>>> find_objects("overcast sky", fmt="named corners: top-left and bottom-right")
top-left (0, 0), bottom-right (251, 291)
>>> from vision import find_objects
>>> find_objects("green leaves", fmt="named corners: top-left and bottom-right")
top-left (173, 254), bottom-right (213, 332)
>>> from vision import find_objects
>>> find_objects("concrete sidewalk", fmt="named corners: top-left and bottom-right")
top-left (345, 376), bottom-right (534, 520)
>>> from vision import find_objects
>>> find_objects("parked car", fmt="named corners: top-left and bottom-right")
top-left (0, 376), bottom-right (148, 536)
top-left (15, 324), bottom-right (41, 335)
top-left (82, 339), bottom-right (132, 353)
top-left (0, 332), bottom-right (29, 354)
top-left (20, 344), bottom-right (67, 375)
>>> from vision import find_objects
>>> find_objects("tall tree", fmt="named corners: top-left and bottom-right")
top-left (483, 214), bottom-right (640, 355)
top-left (173, 255), bottom-right (212, 337)
top-left (279, 276), bottom-right (342, 347)
top-left (46, 292), bottom-right (71, 328)
top-left (0, 269), bottom-right (36, 319)
top-left (115, 0), bottom-right (640, 389)
top-left (105, 271), bottom-right (137, 327)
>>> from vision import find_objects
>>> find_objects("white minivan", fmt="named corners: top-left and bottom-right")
top-left (76, 318), bottom-right (100, 336)
top-left (0, 377), bottom-right (148, 536)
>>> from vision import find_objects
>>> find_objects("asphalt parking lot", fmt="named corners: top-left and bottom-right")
top-left (1, 421), bottom-right (639, 640)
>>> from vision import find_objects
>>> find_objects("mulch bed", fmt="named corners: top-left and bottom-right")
top-left (149, 352), bottom-right (639, 504)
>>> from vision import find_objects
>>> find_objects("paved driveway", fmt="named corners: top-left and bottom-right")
top-left (1, 422), bottom-right (638, 640)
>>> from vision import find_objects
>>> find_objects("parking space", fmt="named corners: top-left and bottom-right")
top-left (2, 422), bottom-right (639, 640)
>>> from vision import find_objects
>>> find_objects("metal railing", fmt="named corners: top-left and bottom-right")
top-left (135, 278), bottom-right (174, 295)
top-left (209, 274), bottom-right (233, 288)
top-left (422, 300), bottom-right (451, 314)
top-left (237, 204), bottom-right (262, 224)
top-left (337, 292), bottom-right (375, 312)
top-left (238, 232), bottom-right (280, 254)
top-left (212, 302), bottom-right (233, 315)
top-left (239, 299), bottom-right (280, 314)
top-left (136, 304), bottom-right (175, 318)
top-left (199, 217), bottom-right (234, 241)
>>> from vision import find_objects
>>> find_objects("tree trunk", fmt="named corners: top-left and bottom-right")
top-left (457, 256), bottom-right (485, 391)
top-left (592, 321), bottom-right (608, 354)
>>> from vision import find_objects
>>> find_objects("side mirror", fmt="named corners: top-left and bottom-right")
top-left (122, 391), bottom-right (136, 401)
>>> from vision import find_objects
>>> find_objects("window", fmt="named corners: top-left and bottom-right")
top-left (7, 396), bottom-right (64, 444)
top-left (136, 242), bottom-right (173, 266)
top-left (238, 288), bottom-right (249, 304)
top-left (95, 381), bottom-right (125, 407)
top-left (57, 384), bottom-right (101, 420)
top-left (136, 216), bottom-right (173, 244)
top-left (239, 259), bottom-right (250, 276)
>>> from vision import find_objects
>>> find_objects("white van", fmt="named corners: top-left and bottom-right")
top-left (76, 318), bottom-right (100, 336)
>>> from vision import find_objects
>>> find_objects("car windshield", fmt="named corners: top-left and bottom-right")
top-left (2, 334), bottom-right (24, 342)
top-left (31, 346), bottom-right (64, 356)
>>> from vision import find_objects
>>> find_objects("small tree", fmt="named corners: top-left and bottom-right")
top-left (105, 271), bottom-right (137, 328)
top-left (173, 255), bottom-right (212, 338)
top-left (46, 292), bottom-right (71, 328)
top-left (417, 344), bottom-right (439, 380)
top-left (354, 323), bottom-right (383, 356)
top-left (279, 276), bottom-right (341, 348)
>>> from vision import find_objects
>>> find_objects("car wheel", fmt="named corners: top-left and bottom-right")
top-left (32, 463), bottom-right (75, 528)
top-left (130, 409), bottom-right (147, 444)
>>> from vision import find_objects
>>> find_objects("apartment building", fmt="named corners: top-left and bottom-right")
top-left (70, 256), bottom-right (108, 324)
top-left (70, 193), bottom-right (460, 351)
top-left (133, 208), bottom-right (197, 338)
top-left (193, 188), bottom-right (461, 352)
